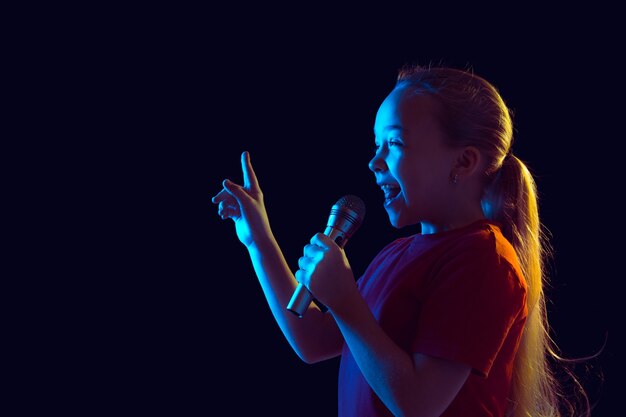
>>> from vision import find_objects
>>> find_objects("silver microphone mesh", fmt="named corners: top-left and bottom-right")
top-left (328, 195), bottom-right (366, 240)
top-left (335, 195), bottom-right (366, 219)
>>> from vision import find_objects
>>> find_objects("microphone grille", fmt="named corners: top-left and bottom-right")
top-left (335, 195), bottom-right (366, 219)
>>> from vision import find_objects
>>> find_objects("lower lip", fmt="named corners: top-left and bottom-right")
top-left (384, 191), bottom-right (403, 207)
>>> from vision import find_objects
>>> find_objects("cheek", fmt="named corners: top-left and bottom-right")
top-left (390, 152), bottom-right (411, 177)
top-left (386, 151), bottom-right (402, 171)
top-left (396, 164), bottom-right (422, 202)
top-left (399, 164), bottom-right (444, 204)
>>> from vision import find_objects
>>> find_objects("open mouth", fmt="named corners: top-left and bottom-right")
top-left (381, 184), bottom-right (402, 206)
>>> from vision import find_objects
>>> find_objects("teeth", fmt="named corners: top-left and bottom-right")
top-left (380, 184), bottom-right (401, 200)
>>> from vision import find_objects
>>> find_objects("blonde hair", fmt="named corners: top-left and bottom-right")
top-left (396, 65), bottom-right (590, 416)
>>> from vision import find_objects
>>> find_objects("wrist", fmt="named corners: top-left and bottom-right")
top-left (328, 284), bottom-right (364, 320)
top-left (246, 233), bottom-right (278, 255)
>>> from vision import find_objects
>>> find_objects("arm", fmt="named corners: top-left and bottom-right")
top-left (298, 233), bottom-right (470, 417)
top-left (212, 152), bottom-right (343, 363)
top-left (246, 235), bottom-right (343, 363)
top-left (332, 292), bottom-right (470, 417)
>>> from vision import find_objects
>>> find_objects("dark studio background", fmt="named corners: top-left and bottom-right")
top-left (29, 6), bottom-right (622, 416)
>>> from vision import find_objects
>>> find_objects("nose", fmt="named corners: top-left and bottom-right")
top-left (368, 150), bottom-right (387, 173)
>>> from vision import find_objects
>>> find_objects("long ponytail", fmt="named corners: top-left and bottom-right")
top-left (485, 156), bottom-right (559, 416)
top-left (485, 156), bottom-right (591, 417)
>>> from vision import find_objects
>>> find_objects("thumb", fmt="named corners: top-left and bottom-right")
top-left (222, 179), bottom-right (250, 204)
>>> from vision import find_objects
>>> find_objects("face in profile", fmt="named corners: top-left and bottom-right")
top-left (369, 87), bottom-right (458, 229)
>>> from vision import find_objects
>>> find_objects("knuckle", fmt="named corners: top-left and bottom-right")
top-left (295, 270), bottom-right (307, 285)
top-left (314, 233), bottom-right (326, 244)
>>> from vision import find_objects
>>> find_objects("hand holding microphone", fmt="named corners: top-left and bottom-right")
top-left (288, 195), bottom-right (366, 318)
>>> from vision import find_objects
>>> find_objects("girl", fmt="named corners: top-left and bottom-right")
top-left (211, 65), bottom-right (589, 417)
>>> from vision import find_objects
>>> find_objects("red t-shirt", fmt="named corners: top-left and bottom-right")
top-left (338, 219), bottom-right (527, 417)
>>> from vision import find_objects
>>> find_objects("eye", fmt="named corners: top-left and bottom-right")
top-left (374, 139), bottom-right (403, 151)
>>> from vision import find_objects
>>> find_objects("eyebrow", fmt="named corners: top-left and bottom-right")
top-left (373, 125), bottom-right (404, 137)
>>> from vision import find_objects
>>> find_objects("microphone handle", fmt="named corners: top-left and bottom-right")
top-left (286, 226), bottom-right (348, 318)
top-left (286, 283), bottom-right (327, 318)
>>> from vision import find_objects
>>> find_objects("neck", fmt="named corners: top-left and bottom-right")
top-left (420, 204), bottom-right (486, 235)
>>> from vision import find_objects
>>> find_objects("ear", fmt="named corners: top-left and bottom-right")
top-left (451, 146), bottom-right (482, 181)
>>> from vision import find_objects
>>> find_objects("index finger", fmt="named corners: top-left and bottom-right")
top-left (241, 151), bottom-right (260, 192)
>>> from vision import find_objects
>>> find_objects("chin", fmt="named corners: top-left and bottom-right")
top-left (387, 205), bottom-right (422, 229)
top-left (387, 212), bottom-right (408, 229)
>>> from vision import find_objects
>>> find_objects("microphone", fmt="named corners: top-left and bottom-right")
top-left (286, 195), bottom-right (366, 318)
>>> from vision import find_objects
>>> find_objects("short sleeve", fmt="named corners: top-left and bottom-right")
top-left (411, 233), bottom-right (526, 377)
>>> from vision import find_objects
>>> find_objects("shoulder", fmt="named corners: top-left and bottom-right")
top-left (452, 221), bottom-right (500, 248)
top-left (450, 222), bottom-right (519, 268)
top-left (434, 222), bottom-right (527, 296)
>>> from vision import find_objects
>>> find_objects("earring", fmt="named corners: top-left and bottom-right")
top-left (453, 173), bottom-right (458, 184)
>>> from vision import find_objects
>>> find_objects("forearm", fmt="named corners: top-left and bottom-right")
top-left (331, 294), bottom-right (421, 416)
top-left (247, 235), bottom-right (341, 363)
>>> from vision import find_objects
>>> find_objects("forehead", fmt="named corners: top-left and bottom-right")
top-left (374, 87), bottom-right (438, 136)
